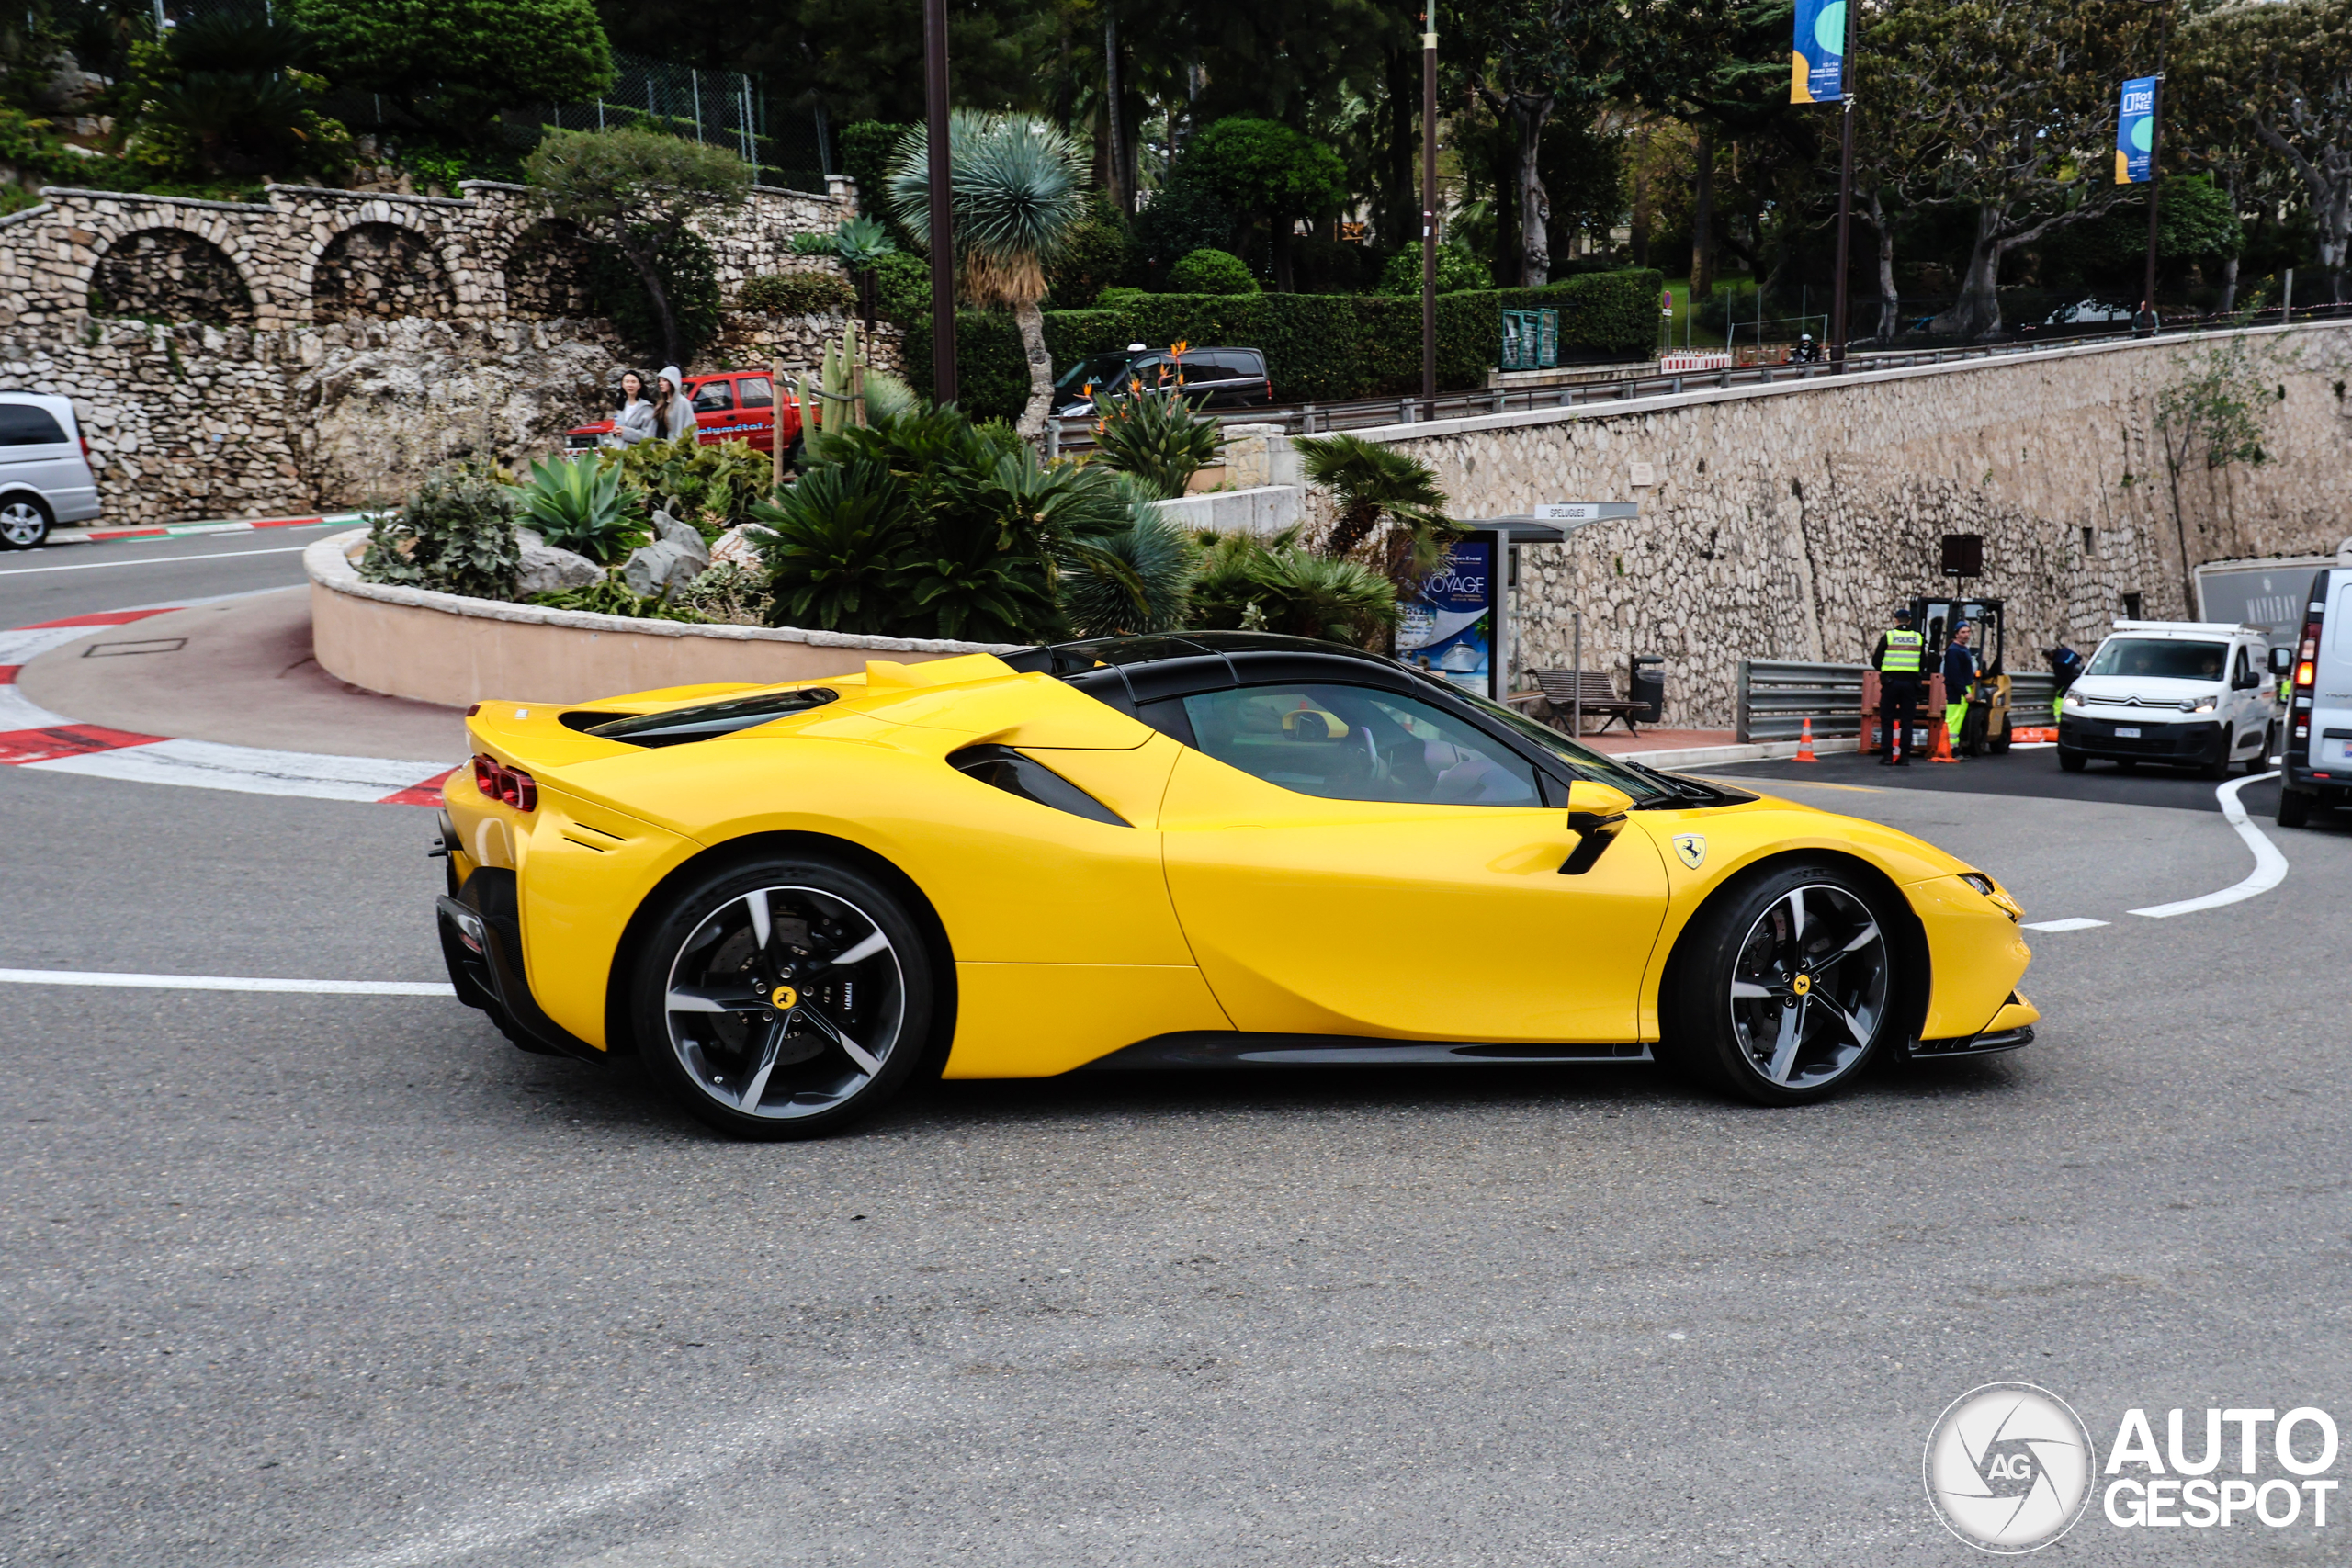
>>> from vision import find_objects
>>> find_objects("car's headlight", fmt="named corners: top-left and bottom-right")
top-left (2184, 695), bottom-right (2217, 713)
top-left (1958, 872), bottom-right (2024, 922)
top-left (2062, 691), bottom-right (2086, 710)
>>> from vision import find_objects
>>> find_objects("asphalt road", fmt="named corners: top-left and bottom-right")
top-left (5, 550), bottom-right (2350, 1565)
top-left (0, 528), bottom-right (327, 626)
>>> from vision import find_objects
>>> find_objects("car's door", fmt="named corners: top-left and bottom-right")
top-left (0, 400), bottom-right (84, 510)
top-left (687, 377), bottom-right (736, 445)
top-left (2315, 573), bottom-right (2352, 771)
top-left (1158, 680), bottom-right (1671, 1043)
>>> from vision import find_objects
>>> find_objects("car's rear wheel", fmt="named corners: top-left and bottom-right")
top-left (2278, 787), bottom-right (2313, 829)
top-left (1659, 864), bottom-right (1899, 1107)
top-left (629, 854), bottom-right (933, 1139)
top-left (0, 493), bottom-right (52, 549)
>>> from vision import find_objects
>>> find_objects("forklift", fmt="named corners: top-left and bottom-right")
top-left (1910, 594), bottom-right (2012, 755)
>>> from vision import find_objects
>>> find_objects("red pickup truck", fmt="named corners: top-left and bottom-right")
top-left (564, 370), bottom-right (803, 458)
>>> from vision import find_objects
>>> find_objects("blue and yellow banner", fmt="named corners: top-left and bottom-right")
top-left (1792, 0), bottom-right (1848, 104)
top-left (2116, 76), bottom-right (2156, 184)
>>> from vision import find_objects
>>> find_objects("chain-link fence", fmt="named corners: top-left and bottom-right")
top-left (151, 0), bottom-right (833, 193)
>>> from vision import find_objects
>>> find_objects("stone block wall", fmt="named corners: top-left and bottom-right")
top-left (1352, 323), bottom-right (2352, 727)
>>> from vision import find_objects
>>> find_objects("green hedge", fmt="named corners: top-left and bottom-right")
top-left (892, 269), bottom-right (1662, 424)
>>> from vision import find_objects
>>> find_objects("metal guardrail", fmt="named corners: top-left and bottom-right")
top-left (1736, 660), bottom-right (1870, 744)
top-left (2007, 671), bottom-right (2058, 717)
top-left (1048, 307), bottom-right (2352, 456)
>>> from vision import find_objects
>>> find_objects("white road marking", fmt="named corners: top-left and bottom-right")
top-left (23, 736), bottom-right (447, 800)
top-left (2023, 918), bottom-right (2110, 932)
top-left (0, 544), bottom-right (313, 575)
top-left (2129, 771), bottom-right (2289, 919)
top-left (0, 968), bottom-right (455, 995)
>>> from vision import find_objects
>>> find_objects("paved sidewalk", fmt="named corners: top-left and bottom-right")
top-left (42, 512), bottom-right (369, 548)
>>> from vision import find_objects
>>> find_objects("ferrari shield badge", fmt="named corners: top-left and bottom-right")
top-left (1672, 833), bottom-right (1706, 869)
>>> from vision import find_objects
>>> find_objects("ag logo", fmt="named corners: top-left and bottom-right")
top-left (1672, 833), bottom-right (1705, 869)
top-left (1924, 1382), bottom-right (2096, 1553)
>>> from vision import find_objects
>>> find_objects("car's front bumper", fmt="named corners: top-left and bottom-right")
top-left (2059, 714), bottom-right (2224, 763)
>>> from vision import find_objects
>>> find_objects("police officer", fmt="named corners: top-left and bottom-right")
top-left (1872, 608), bottom-right (1926, 765)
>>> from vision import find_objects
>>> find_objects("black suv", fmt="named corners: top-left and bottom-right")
top-left (1053, 345), bottom-right (1273, 418)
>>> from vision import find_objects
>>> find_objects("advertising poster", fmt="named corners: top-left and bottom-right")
top-left (2116, 76), bottom-right (2155, 184)
top-left (1396, 539), bottom-right (1494, 698)
top-left (1791, 0), bottom-right (1846, 103)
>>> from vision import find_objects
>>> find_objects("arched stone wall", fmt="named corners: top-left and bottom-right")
top-left (307, 216), bottom-right (461, 322)
top-left (87, 228), bottom-right (256, 326)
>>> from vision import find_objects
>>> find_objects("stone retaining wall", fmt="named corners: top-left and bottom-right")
top-left (1351, 323), bottom-right (2352, 727)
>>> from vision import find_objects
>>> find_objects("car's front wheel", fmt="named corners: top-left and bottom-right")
top-left (0, 493), bottom-right (52, 549)
top-left (628, 854), bottom-right (934, 1139)
top-left (1659, 863), bottom-right (1901, 1107)
top-left (2057, 746), bottom-right (2087, 773)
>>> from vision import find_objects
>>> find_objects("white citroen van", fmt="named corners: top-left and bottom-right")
top-left (0, 391), bottom-right (101, 548)
top-left (2055, 619), bottom-right (2277, 779)
top-left (2277, 559), bottom-right (2352, 828)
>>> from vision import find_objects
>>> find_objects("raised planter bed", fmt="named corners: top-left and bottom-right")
top-left (306, 530), bottom-right (1018, 708)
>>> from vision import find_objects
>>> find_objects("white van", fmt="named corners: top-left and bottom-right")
top-left (2055, 619), bottom-right (2277, 779)
top-left (0, 391), bottom-right (101, 548)
top-left (2278, 560), bottom-right (2352, 828)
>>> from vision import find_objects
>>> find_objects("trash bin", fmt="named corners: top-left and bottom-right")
top-left (1629, 655), bottom-right (1666, 723)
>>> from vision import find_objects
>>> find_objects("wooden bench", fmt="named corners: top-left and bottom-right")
top-left (1526, 668), bottom-right (1647, 735)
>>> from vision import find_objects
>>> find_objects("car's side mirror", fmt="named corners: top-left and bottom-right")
top-left (2271, 646), bottom-right (2293, 675)
top-left (1560, 781), bottom-right (1635, 876)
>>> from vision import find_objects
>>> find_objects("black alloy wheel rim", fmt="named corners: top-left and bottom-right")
top-left (662, 885), bottom-right (906, 1120)
top-left (1725, 883), bottom-right (1889, 1090)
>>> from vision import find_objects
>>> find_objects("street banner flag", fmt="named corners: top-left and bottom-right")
top-left (2116, 76), bottom-right (2155, 183)
top-left (1792, 0), bottom-right (1847, 103)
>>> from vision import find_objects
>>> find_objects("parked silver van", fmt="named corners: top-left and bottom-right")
top-left (0, 392), bottom-right (101, 547)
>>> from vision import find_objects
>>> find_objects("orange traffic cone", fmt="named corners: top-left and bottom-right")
top-left (1928, 716), bottom-right (1960, 763)
top-left (1794, 716), bottom-right (1818, 763)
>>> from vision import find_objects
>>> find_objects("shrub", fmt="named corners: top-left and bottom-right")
top-left (750, 455), bottom-right (918, 632)
top-left (837, 120), bottom-right (920, 247)
top-left (510, 454), bottom-right (644, 563)
top-left (1186, 528), bottom-right (1397, 648)
top-left (1046, 195), bottom-right (1137, 308)
top-left (1089, 383), bottom-right (1225, 500)
top-left (1057, 483), bottom-right (1198, 637)
top-left (1167, 249), bottom-right (1259, 296)
top-left (587, 225), bottom-right (722, 366)
top-left (615, 435), bottom-right (772, 535)
top-left (1132, 181), bottom-right (1238, 275)
top-left (525, 577), bottom-right (709, 621)
top-left (358, 465), bottom-right (521, 599)
top-left (1378, 245), bottom-right (1492, 297)
top-left (737, 270), bottom-right (854, 314)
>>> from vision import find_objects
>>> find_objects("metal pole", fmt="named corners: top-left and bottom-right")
top-left (2283, 267), bottom-right (2294, 323)
top-left (692, 70), bottom-right (704, 142)
top-left (922, 0), bottom-right (956, 403)
top-left (1830, 0), bottom-right (1856, 369)
top-left (1572, 611), bottom-right (1584, 737)
top-left (1419, 5), bottom-right (1438, 406)
top-left (771, 356), bottom-right (786, 491)
top-left (2143, 0), bottom-right (2170, 325)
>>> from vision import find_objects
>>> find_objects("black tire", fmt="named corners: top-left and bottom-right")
top-left (1990, 720), bottom-right (2012, 755)
top-left (2278, 787), bottom-right (2312, 829)
top-left (628, 852), bottom-right (934, 1139)
top-left (1657, 863), bottom-right (1902, 1107)
top-left (2058, 747), bottom-right (2087, 773)
top-left (2199, 750), bottom-right (2230, 781)
top-left (0, 492), bottom-right (53, 549)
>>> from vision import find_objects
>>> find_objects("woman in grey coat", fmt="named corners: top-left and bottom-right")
top-left (612, 370), bottom-right (659, 446)
top-left (655, 367), bottom-right (696, 441)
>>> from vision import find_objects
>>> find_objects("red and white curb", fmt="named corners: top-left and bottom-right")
top-left (0, 607), bottom-right (454, 806)
top-left (43, 511), bottom-right (371, 547)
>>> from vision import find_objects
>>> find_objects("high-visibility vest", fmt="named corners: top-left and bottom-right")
top-left (1880, 629), bottom-right (1924, 674)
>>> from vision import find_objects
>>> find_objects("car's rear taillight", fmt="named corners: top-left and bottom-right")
top-left (471, 753), bottom-right (537, 811)
top-left (2288, 581), bottom-right (2327, 762)
top-left (79, 435), bottom-right (91, 461)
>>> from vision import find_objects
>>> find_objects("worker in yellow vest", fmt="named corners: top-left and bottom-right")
top-left (1871, 608), bottom-right (1926, 766)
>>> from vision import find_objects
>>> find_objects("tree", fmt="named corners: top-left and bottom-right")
top-left (1453, 0), bottom-right (1645, 287)
top-left (1871, 0), bottom-right (2143, 338)
top-left (2181, 0), bottom-right (2352, 302)
top-left (290, 0), bottom-right (615, 141)
top-left (1295, 433), bottom-right (1453, 595)
top-left (526, 127), bottom-right (751, 370)
top-left (1170, 117), bottom-right (1346, 290)
top-left (889, 110), bottom-right (1089, 438)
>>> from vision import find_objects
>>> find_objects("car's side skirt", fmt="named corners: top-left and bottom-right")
top-left (1082, 1032), bottom-right (1654, 1071)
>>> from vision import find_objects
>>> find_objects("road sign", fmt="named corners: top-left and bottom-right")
top-left (1533, 502), bottom-right (1640, 522)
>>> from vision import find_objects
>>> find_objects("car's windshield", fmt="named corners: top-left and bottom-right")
top-left (1055, 353), bottom-right (1136, 394)
top-left (2085, 637), bottom-right (2228, 682)
top-left (1430, 679), bottom-right (1679, 804)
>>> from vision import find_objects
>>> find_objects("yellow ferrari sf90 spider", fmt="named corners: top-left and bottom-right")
top-left (434, 632), bottom-right (2036, 1137)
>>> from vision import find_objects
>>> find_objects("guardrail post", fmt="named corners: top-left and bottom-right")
top-left (1736, 660), bottom-right (1753, 744)
top-left (1046, 419), bottom-right (1060, 462)
top-left (1399, 399), bottom-right (1414, 424)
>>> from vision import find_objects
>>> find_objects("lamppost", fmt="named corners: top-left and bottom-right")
top-left (922, 0), bottom-right (956, 402)
top-left (1420, 3), bottom-right (1438, 409)
top-left (2140, 0), bottom-right (2172, 326)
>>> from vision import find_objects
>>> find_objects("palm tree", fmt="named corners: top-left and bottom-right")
top-left (889, 111), bottom-right (1088, 440)
top-left (1295, 433), bottom-right (1456, 591)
